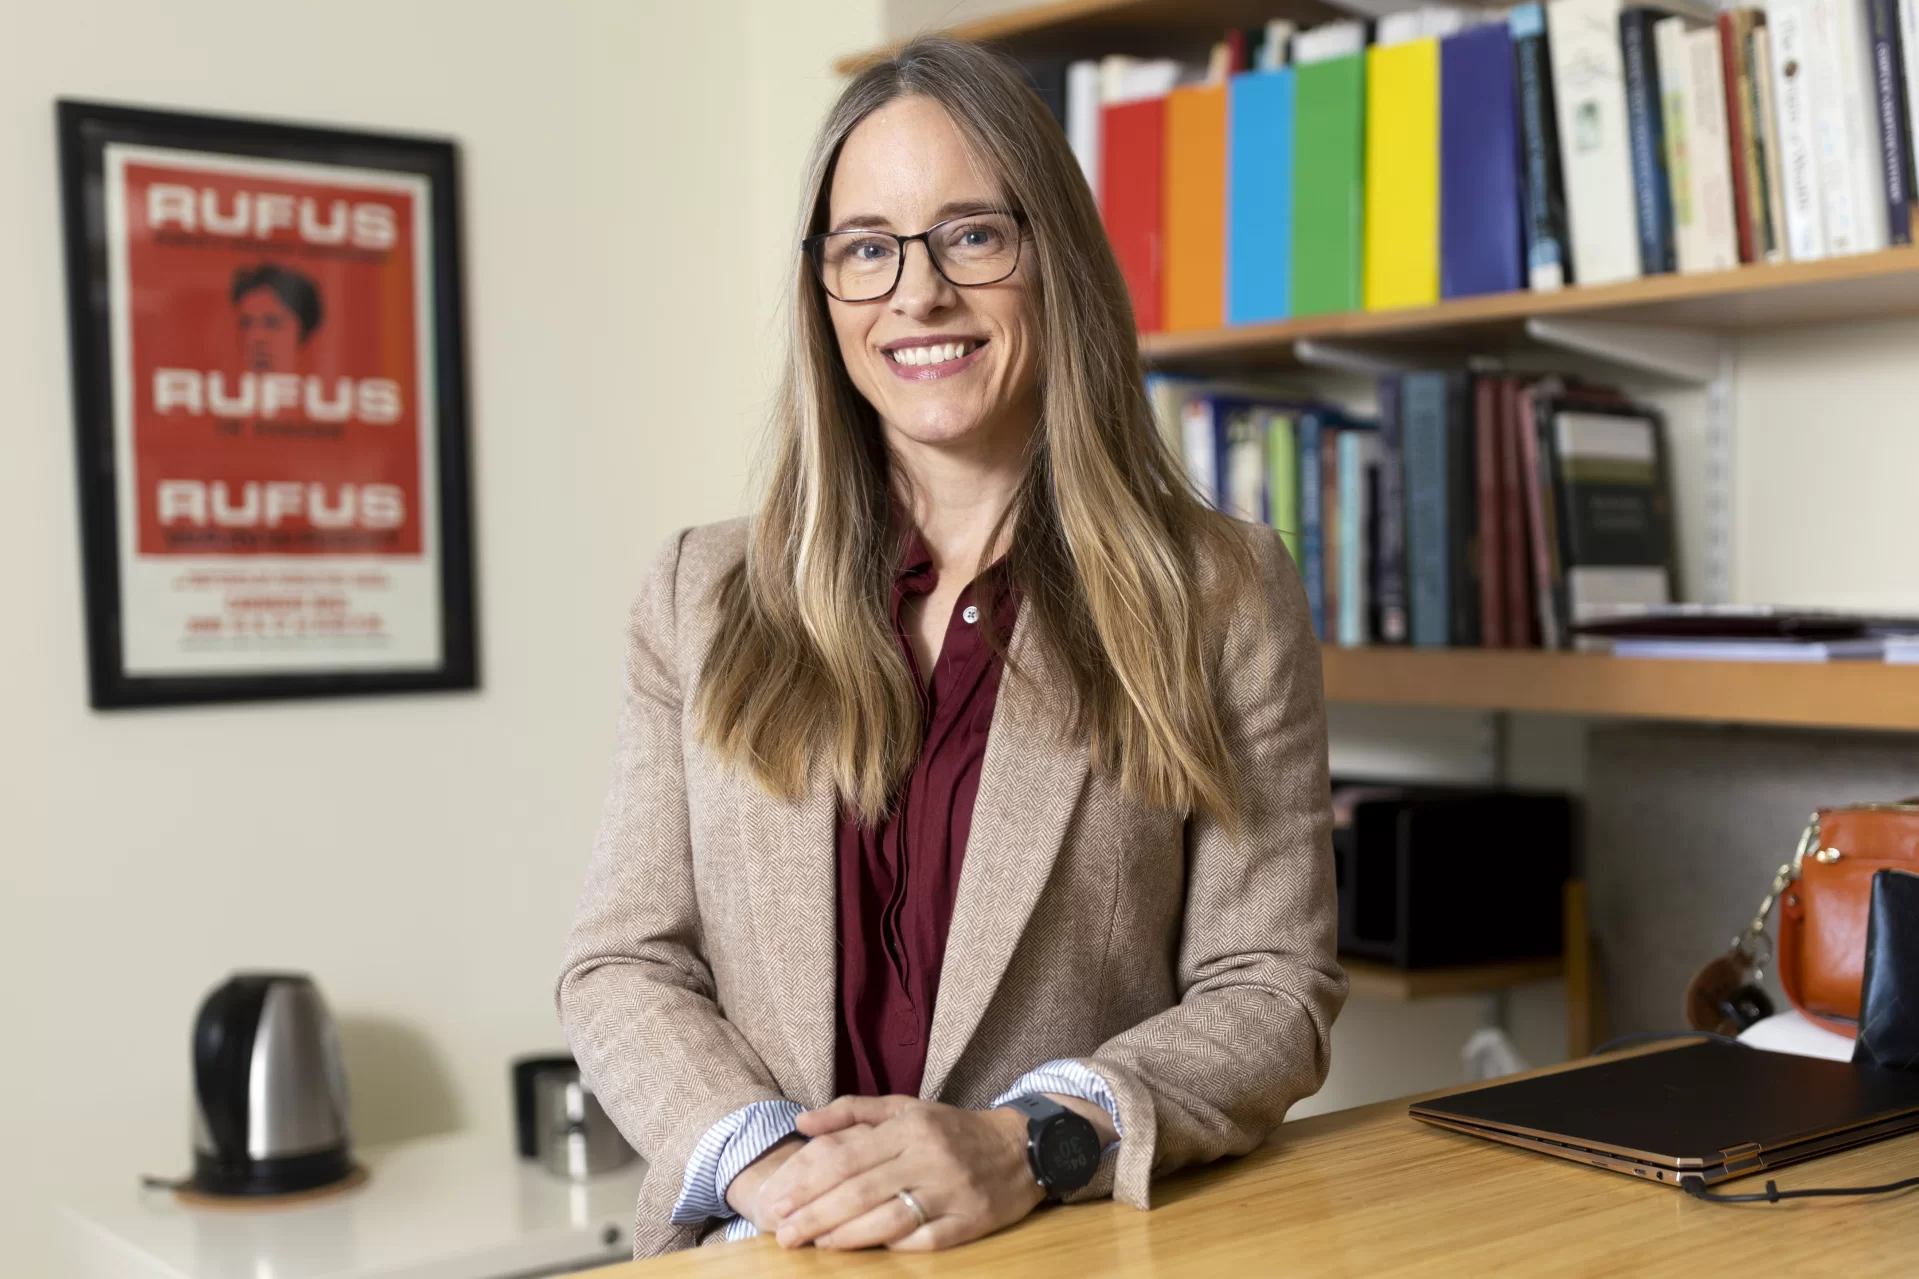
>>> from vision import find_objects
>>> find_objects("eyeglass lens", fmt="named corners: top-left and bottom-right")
top-left (812, 212), bottom-right (1020, 302)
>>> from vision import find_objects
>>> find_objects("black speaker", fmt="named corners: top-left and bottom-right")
top-left (1332, 786), bottom-right (1574, 969)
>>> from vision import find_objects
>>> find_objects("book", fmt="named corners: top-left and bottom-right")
top-left (1365, 38), bottom-right (1442, 310)
top-left (1294, 20), bottom-right (1367, 64)
top-left (1440, 23), bottom-right (1526, 297)
top-left (1228, 68), bottom-right (1297, 324)
top-left (1664, 19), bottom-right (1740, 273)
top-left (1749, 22), bottom-right (1791, 262)
top-left (1498, 377), bottom-right (1537, 647)
top-left (1718, 11), bottom-right (1765, 262)
top-left (1323, 420), bottom-right (1343, 634)
top-left (1610, 637), bottom-right (1886, 660)
top-left (1511, 4), bottom-right (1575, 290)
top-left (1475, 376), bottom-right (1508, 647)
top-left (1887, 636), bottom-right (1919, 664)
top-left (1866, 0), bottom-right (1915, 244)
top-left (1181, 397), bottom-right (1221, 507)
top-left (1338, 429), bottom-right (1382, 647)
top-left (1298, 410), bottom-right (1330, 637)
top-left (1805, 0), bottom-right (1890, 256)
top-left (1267, 410), bottom-right (1301, 565)
top-left (1516, 384), bottom-right (1565, 648)
top-left (1222, 404), bottom-right (1270, 522)
top-left (1145, 373), bottom-right (1193, 457)
top-left (1620, 8), bottom-right (1677, 274)
top-left (1100, 97), bottom-right (1166, 331)
top-left (1375, 377), bottom-right (1410, 643)
top-left (1292, 53), bottom-right (1367, 315)
top-left (1066, 61), bottom-right (1102, 202)
top-left (1767, 0), bottom-right (1829, 258)
top-left (1164, 82), bottom-right (1229, 331)
top-left (1903, 0), bottom-right (1919, 217)
top-left (1536, 397), bottom-right (1677, 629)
top-left (1402, 372), bottom-right (1477, 647)
top-left (1547, 0), bottom-right (1643, 285)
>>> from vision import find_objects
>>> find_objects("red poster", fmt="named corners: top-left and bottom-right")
top-left (122, 160), bottom-right (425, 558)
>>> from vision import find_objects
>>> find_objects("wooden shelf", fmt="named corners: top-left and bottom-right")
top-left (1143, 247), bottom-right (1919, 373)
top-left (835, 0), bottom-right (1344, 73)
top-left (1343, 956), bottom-right (1564, 1001)
top-left (1322, 647), bottom-right (1919, 732)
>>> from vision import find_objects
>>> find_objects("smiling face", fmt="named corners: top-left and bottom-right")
top-left (821, 95), bottom-right (1041, 462)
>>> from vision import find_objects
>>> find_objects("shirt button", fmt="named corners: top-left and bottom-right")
top-left (962, 605), bottom-right (979, 624)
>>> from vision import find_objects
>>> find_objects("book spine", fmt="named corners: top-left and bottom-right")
top-left (1446, 374), bottom-right (1482, 647)
top-left (1298, 414), bottom-right (1326, 639)
top-left (1621, 10), bottom-right (1677, 274)
top-left (1475, 377), bottom-right (1507, 647)
top-left (1903, 0), bottom-right (1919, 207)
top-left (1829, 0), bottom-right (1892, 252)
top-left (1375, 378), bottom-right (1409, 643)
top-left (1511, 4), bottom-right (1573, 289)
top-left (1656, 18), bottom-right (1698, 271)
top-left (1768, 0), bottom-right (1829, 257)
top-left (1322, 428), bottom-right (1342, 637)
top-left (1401, 376), bottom-right (1451, 648)
top-left (1685, 27), bottom-right (1742, 271)
top-left (1498, 379), bottom-right (1536, 646)
top-left (1718, 13), bottom-right (1760, 262)
top-left (1516, 386), bottom-right (1564, 649)
top-left (1222, 407), bottom-right (1268, 523)
top-left (1549, 0), bottom-right (1642, 285)
top-left (1868, 0), bottom-right (1916, 243)
top-left (1181, 399), bottom-right (1218, 507)
top-left (1807, 0), bottom-right (1870, 255)
top-left (1338, 431), bottom-right (1365, 647)
top-left (1749, 23), bottom-right (1791, 261)
top-left (1267, 413), bottom-right (1301, 567)
top-left (1067, 61), bottom-right (1102, 204)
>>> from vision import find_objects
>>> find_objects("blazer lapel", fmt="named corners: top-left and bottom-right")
top-left (739, 758), bottom-right (839, 1107)
top-left (920, 605), bottom-right (1090, 1100)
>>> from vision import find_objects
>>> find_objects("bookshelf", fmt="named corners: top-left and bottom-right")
top-left (1323, 648), bottom-right (1919, 732)
top-left (1141, 247), bottom-right (1919, 374)
top-left (1343, 955), bottom-right (1564, 1001)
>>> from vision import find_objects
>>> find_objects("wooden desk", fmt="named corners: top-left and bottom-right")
top-left (588, 1054), bottom-right (1918, 1277)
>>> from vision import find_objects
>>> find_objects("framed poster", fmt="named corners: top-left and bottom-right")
top-left (57, 100), bottom-right (477, 708)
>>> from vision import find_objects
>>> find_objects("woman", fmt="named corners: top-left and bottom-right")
top-left (558, 36), bottom-right (1344, 1257)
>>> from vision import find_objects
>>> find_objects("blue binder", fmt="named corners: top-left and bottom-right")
top-left (1227, 68), bottom-right (1295, 325)
top-left (1439, 25), bottom-right (1524, 299)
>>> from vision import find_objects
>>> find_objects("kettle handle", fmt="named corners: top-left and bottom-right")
top-left (193, 976), bottom-right (271, 1166)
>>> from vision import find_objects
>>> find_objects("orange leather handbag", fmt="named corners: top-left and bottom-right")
top-left (1745, 802), bottom-right (1919, 1036)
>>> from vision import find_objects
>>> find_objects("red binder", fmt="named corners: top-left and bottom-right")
top-left (1100, 96), bottom-right (1165, 333)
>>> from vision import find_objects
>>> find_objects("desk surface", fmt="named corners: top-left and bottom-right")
top-left (590, 1051), bottom-right (1919, 1277)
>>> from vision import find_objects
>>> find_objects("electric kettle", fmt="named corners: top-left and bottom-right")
top-left (190, 971), bottom-right (354, 1196)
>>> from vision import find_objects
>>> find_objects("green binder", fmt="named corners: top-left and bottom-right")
top-left (1292, 53), bottom-right (1366, 317)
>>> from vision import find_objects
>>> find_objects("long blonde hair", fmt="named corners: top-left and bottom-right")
top-left (694, 36), bottom-right (1254, 828)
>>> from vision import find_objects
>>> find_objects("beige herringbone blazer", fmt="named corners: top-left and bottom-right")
top-left (557, 516), bottom-right (1345, 1257)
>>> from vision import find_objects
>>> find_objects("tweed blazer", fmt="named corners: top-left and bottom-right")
top-left (557, 515), bottom-right (1346, 1257)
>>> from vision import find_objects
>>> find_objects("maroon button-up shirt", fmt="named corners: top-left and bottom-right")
top-left (834, 532), bottom-right (1020, 1099)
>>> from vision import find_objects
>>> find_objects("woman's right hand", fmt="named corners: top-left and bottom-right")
top-left (724, 1136), bottom-right (807, 1231)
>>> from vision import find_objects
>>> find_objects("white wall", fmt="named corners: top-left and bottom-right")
top-left (2, 0), bottom-right (878, 1268)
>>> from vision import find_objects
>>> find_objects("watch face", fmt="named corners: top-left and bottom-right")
top-left (1037, 1115), bottom-right (1100, 1190)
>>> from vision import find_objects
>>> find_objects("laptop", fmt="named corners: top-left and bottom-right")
top-left (1410, 1040), bottom-right (1919, 1187)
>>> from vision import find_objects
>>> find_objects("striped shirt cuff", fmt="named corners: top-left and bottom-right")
top-left (991, 1059), bottom-right (1124, 1147)
top-left (668, 1098), bottom-right (804, 1232)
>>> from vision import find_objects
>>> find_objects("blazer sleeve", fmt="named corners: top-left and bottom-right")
top-left (1064, 523), bottom-right (1347, 1209)
top-left (556, 530), bottom-right (788, 1255)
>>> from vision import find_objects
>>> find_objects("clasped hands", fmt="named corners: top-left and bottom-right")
top-left (723, 1095), bottom-right (1063, 1251)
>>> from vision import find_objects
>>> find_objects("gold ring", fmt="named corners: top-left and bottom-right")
top-left (896, 1188), bottom-right (928, 1228)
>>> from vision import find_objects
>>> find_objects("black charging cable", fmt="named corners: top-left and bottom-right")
top-left (1682, 1173), bottom-right (1919, 1203)
top-left (1583, 1030), bottom-right (1919, 1204)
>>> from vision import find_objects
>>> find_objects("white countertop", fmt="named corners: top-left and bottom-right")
top-left (57, 1131), bottom-right (646, 1279)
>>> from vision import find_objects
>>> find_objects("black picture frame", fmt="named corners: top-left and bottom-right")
top-left (57, 99), bottom-right (477, 709)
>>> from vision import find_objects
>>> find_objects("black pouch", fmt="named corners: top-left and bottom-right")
top-left (1852, 869), bottom-right (1919, 1073)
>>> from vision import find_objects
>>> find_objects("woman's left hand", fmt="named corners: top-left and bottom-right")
top-left (758, 1095), bottom-right (1044, 1251)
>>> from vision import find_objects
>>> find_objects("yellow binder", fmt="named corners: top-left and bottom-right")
top-left (1364, 39), bottom-right (1440, 311)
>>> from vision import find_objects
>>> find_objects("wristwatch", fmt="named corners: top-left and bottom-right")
top-left (1003, 1095), bottom-right (1101, 1199)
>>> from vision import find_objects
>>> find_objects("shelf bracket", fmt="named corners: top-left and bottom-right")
top-left (1292, 338), bottom-right (1422, 377)
top-left (1523, 317), bottom-right (1722, 385)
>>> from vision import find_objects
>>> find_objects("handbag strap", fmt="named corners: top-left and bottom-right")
top-left (1733, 812), bottom-right (1824, 980)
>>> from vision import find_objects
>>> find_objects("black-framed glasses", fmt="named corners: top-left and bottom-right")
top-left (802, 210), bottom-right (1026, 302)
